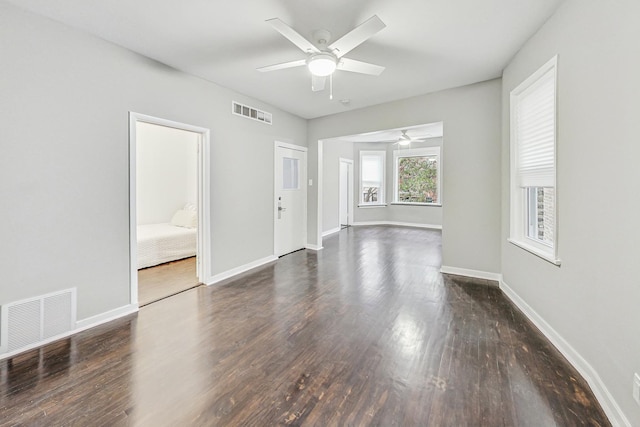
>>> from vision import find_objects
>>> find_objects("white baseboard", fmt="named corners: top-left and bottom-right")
top-left (440, 265), bottom-right (502, 282)
top-left (352, 221), bottom-right (442, 230)
top-left (305, 244), bottom-right (323, 251)
top-left (0, 304), bottom-right (138, 361)
top-left (322, 227), bottom-right (341, 237)
top-left (500, 280), bottom-right (630, 427)
top-left (75, 304), bottom-right (138, 331)
top-left (205, 255), bottom-right (277, 285)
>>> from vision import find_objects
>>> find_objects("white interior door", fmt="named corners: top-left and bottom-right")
top-left (274, 143), bottom-right (307, 256)
top-left (339, 159), bottom-right (353, 227)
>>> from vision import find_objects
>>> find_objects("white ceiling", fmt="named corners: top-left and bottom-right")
top-left (328, 122), bottom-right (444, 144)
top-left (6, 0), bottom-right (563, 119)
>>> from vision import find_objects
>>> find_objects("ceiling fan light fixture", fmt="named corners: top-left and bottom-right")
top-left (308, 53), bottom-right (337, 77)
top-left (397, 131), bottom-right (412, 145)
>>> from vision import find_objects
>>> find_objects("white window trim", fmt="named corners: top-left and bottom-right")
top-left (359, 150), bottom-right (386, 206)
top-left (357, 204), bottom-right (387, 208)
top-left (509, 55), bottom-right (561, 265)
top-left (393, 147), bottom-right (441, 205)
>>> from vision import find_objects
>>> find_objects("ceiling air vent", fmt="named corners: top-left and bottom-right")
top-left (232, 101), bottom-right (272, 125)
top-left (1, 288), bottom-right (76, 354)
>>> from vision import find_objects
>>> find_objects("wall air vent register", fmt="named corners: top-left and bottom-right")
top-left (0, 288), bottom-right (76, 354)
top-left (232, 101), bottom-right (272, 125)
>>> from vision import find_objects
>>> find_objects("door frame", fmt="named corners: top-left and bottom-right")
top-left (273, 141), bottom-right (308, 256)
top-left (339, 158), bottom-right (354, 227)
top-left (128, 112), bottom-right (211, 306)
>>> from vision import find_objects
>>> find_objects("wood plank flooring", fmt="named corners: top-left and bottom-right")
top-left (0, 226), bottom-right (610, 426)
top-left (138, 257), bottom-right (200, 306)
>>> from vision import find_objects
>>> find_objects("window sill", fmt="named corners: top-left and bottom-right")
top-left (508, 238), bottom-right (561, 266)
top-left (358, 203), bottom-right (387, 208)
top-left (390, 202), bottom-right (442, 207)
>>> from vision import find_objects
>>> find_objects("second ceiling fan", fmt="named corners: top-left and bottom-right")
top-left (379, 130), bottom-right (433, 146)
top-left (257, 15), bottom-right (386, 94)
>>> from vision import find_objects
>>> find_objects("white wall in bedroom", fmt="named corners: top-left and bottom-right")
top-left (136, 122), bottom-right (198, 225)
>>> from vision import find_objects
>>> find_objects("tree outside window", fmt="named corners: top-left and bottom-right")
top-left (397, 156), bottom-right (438, 203)
top-left (393, 147), bottom-right (441, 205)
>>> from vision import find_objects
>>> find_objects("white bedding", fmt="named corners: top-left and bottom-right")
top-left (137, 223), bottom-right (196, 269)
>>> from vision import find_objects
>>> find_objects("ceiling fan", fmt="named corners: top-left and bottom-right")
top-left (257, 15), bottom-right (386, 96)
top-left (382, 130), bottom-right (432, 146)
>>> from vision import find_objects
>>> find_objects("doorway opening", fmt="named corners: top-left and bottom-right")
top-left (318, 122), bottom-right (444, 245)
top-left (339, 158), bottom-right (354, 229)
top-left (129, 113), bottom-right (211, 306)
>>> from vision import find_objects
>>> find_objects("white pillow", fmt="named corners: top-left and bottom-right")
top-left (171, 209), bottom-right (197, 228)
top-left (183, 202), bottom-right (197, 213)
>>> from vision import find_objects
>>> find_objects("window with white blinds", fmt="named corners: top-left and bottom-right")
top-left (359, 151), bottom-right (386, 205)
top-left (514, 66), bottom-right (556, 188)
top-left (509, 56), bottom-right (560, 265)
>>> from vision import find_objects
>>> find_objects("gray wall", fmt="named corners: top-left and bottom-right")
top-left (322, 140), bottom-right (354, 233)
top-left (309, 80), bottom-right (502, 274)
top-left (0, 3), bottom-right (306, 322)
top-left (501, 0), bottom-right (640, 424)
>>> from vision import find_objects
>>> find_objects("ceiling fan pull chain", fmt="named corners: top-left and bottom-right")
top-left (330, 74), bottom-right (333, 100)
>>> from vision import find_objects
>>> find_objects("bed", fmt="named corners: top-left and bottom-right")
top-left (137, 207), bottom-right (198, 269)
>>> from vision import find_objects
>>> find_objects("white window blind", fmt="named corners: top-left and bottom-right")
top-left (360, 150), bottom-right (385, 204)
top-left (362, 155), bottom-right (383, 188)
top-left (514, 67), bottom-right (556, 188)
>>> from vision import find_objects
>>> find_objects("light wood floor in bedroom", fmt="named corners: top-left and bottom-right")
top-left (137, 257), bottom-right (200, 306)
top-left (0, 226), bottom-right (610, 426)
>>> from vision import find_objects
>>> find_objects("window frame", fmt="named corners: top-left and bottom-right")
top-left (392, 147), bottom-right (442, 206)
top-left (359, 150), bottom-right (386, 206)
top-left (508, 55), bottom-right (560, 265)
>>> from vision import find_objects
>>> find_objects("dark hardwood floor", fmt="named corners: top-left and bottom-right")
top-left (138, 257), bottom-right (200, 306)
top-left (0, 226), bottom-right (610, 426)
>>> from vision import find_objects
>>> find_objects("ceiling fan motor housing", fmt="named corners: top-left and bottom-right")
top-left (312, 29), bottom-right (332, 47)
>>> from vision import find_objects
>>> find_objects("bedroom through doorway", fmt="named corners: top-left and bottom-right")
top-left (129, 113), bottom-right (211, 307)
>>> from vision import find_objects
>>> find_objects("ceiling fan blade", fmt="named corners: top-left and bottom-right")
top-left (311, 75), bottom-right (326, 92)
top-left (266, 18), bottom-right (320, 54)
top-left (407, 134), bottom-right (434, 142)
top-left (337, 58), bottom-right (385, 76)
top-left (257, 59), bottom-right (306, 72)
top-left (329, 15), bottom-right (386, 58)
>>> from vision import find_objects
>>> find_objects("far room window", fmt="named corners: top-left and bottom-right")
top-left (393, 147), bottom-right (441, 205)
top-left (509, 55), bottom-right (559, 264)
top-left (359, 151), bottom-right (385, 205)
